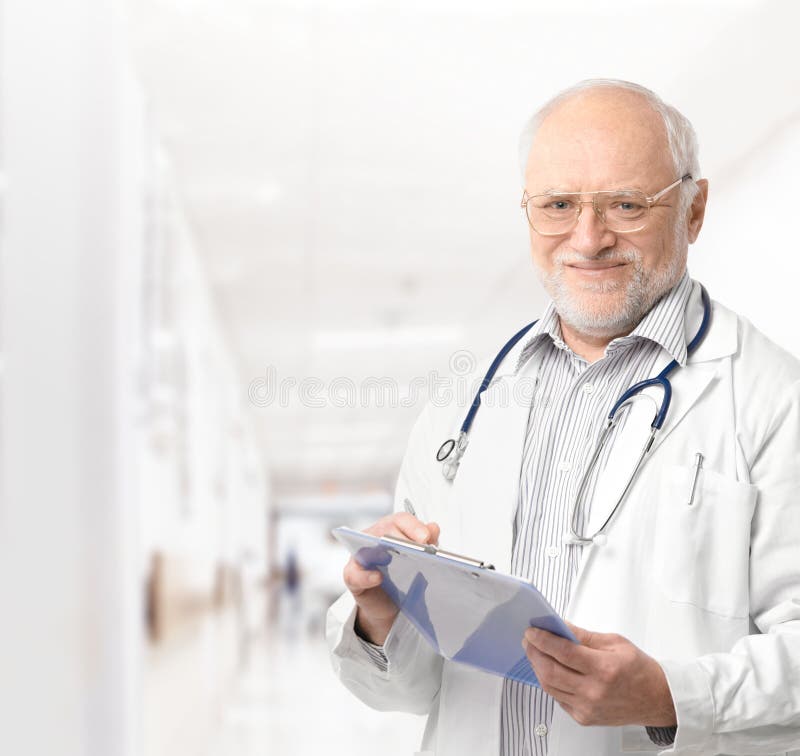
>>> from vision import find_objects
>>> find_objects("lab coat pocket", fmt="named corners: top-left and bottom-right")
top-left (655, 463), bottom-right (757, 618)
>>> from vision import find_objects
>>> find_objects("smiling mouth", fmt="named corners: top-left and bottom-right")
top-left (566, 261), bottom-right (627, 271)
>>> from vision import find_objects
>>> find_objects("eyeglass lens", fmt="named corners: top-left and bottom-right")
top-left (526, 191), bottom-right (650, 234)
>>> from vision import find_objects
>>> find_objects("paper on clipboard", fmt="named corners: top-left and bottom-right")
top-left (333, 526), bottom-right (577, 687)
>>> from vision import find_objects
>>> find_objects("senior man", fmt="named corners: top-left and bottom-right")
top-left (326, 80), bottom-right (800, 756)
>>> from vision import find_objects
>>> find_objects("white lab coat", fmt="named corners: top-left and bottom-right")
top-left (327, 282), bottom-right (800, 756)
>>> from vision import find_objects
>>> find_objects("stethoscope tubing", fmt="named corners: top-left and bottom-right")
top-left (435, 320), bottom-right (537, 477)
top-left (461, 319), bottom-right (539, 437)
top-left (608, 286), bottom-right (711, 430)
top-left (437, 286), bottom-right (713, 535)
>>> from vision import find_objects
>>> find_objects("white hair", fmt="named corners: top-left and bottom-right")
top-left (518, 79), bottom-right (701, 214)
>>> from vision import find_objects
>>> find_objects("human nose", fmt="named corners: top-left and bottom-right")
top-left (569, 201), bottom-right (616, 255)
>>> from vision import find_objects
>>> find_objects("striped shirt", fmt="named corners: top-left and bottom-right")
top-left (500, 272), bottom-right (692, 755)
top-left (355, 273), bottom-right (692, 751)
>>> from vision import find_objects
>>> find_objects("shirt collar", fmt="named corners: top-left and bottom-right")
top-left (514, 270), bottom-right (692, 374)
top-left (513, 301), bottom-right (565, 373)
top-left (623, 270), bottom-right (692, 365)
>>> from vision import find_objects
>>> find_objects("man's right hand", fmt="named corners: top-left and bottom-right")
top-left (342, 512), bottom-right (440, 646)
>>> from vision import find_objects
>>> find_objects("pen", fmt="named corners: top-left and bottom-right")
top-left (687, 452), bottom-right (704, 506)
top-left (403, 497), bottom-right (417, 517)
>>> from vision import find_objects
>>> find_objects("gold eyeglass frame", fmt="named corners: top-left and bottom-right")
top-left (521, 173), bottom-right (693, 236)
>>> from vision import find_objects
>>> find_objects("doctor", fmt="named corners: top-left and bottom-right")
top-left (326, 80), bottom-right (800, 756)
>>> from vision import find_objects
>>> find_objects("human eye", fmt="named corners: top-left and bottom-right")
top-left (534, 195), bottom-right (575, 215)
top-left (606, 193), bottom-right (647, 218)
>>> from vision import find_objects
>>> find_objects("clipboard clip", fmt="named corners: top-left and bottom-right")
top-left (380, 535), bottom-right (495, 571)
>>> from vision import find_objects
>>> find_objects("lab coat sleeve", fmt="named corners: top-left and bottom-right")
top-left (326, 592), bottom-right (443, 714)
top-left (325, 402), bottom-right (444, 715)
top-left (660, 378), bottom-right (800, 755)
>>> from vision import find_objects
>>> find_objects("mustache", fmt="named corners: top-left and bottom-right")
top-left (552, 248), bottom-right (640, 266)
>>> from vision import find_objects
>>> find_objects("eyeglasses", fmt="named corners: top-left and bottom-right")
top-left (521, 174), bottom-right (693, 236)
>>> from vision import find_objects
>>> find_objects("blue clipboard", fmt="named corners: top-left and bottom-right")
top-left (333, 526), bottom-right (577, 687)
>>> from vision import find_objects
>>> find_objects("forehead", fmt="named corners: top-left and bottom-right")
top-left (525, 90), bottom-right (675, 192)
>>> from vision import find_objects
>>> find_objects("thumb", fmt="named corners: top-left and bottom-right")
top-left (426, 521), bottom-right (441, 545)
top-left (565, 621), bottom-right (601, 647)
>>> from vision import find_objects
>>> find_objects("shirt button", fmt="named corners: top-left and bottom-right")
top-left (545, 546), bottom-right (561, 558)
top-left (582, 382), bottom-right (595, 395)
top-left (534, 723), bottom-right (548, 737)
top-left (558, 459), bottom-right (572, 472)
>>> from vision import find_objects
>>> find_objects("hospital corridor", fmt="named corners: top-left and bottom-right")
top-left (1, 1), bottom-right (799, 755)
top-left (143, 612), bottom-right (422, 755)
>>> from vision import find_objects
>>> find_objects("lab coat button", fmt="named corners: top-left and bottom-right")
top-left (582, 382), bottom-right (595, 395)
top-left (545, 546), bottom-right (561, 558)
top-left (534, 723), bottom-right (548, 737)
top-left (558, 459), bottom-right (572, 472)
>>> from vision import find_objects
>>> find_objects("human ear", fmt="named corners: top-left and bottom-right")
top-left (687, 179), bottom-right (709, 244)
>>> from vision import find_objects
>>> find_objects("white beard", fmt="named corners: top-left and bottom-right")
top-left (538, 237), bottom-right (687, 339)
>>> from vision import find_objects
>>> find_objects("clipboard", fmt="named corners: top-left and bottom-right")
top-left (333, 526), bottom-right (577, 687)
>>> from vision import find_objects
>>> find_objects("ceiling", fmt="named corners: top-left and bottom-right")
top-left (126, 0), bottom-right (800, 494)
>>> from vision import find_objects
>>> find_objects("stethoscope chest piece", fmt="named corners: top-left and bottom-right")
top-left (442, 458), bottom-right (459, 481)
top-left (437, 431), bottom-right (469, 481)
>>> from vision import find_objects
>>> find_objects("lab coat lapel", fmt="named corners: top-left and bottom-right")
top-left (584, 287), bottom-right (736, 543)
top-left (645, 286), bottom-right (737, 454)
top-left (584, 360), bottom-right (718, 538)
top-left (450, 372), bottom-right (535, 573)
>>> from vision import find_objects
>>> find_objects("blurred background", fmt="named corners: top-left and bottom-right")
top-left (0, 0), bottom-right (798, 754)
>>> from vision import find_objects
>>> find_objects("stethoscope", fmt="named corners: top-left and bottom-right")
top-left (436, 285), bottom-right (712, 545)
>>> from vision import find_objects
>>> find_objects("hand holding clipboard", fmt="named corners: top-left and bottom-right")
top-left (334, 525), bottom-right (576, 687)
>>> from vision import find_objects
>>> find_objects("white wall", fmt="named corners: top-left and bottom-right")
top-left (0, 3), bottom-right (271, 750)
top-left (137, 155), bottom-right (270, 596)
top-left (692, 117), bottom-right (800, 356)
top-left (0, 1), bottom-right (142, 754)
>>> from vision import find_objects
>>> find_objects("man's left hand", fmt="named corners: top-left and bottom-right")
top-left (522, 623), bottom-right (677, 728)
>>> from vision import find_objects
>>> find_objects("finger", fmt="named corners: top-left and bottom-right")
top-left (524, 627), bottom-right (595, 674)
top-left (426, 521), bottom-right (441, 545)
top-left (386, 514), bottom-right (435, 543)
top-left (343, 559), bottom-right (383, 594)
top-left (365, 512), bottom-right (436, 544)
top-left (541, 683), bottom-right (575, 706)
top-left (556, 700), bottom-right (578, 719)
top-left (523, 638), bottom-right (583, 694)
top-left (524, 644), bottom-right (577, 703)
top-left (365, 512), bottom-right (416, 538)
top-left (564, 621), bottom-right (601, 647)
